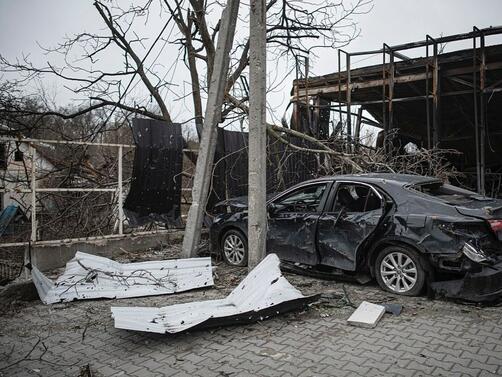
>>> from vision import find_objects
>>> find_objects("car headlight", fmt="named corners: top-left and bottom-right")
top-left (461, 242), bottom-right (487, 263)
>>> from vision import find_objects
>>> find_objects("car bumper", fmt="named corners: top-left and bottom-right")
top-left (430, 260), bottom-right (502, 303)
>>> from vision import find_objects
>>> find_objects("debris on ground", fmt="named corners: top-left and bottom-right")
top-left (382, 303), bottom-right (403, 316)
top-left (0, 259), bottom-right (23, 286)
top-left (31, 252), bottom-right (213, 304)
top-left (316, 290), bottom-right (354, 310)
top-left (78, 364), bottom-right (93, 377)
top-left (347, 301), bottom-right (386, 328)
top-left (111, 253), bottom-right (320, 334)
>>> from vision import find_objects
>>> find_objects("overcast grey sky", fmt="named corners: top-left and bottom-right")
top-left (1, 0), bottom-right (502, 130)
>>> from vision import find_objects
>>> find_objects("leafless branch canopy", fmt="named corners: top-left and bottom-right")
top-left (0, 0), bottom-right (372, 136)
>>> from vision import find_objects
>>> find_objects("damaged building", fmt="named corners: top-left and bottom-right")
top-left (291, 26), bottom-right (502, 197)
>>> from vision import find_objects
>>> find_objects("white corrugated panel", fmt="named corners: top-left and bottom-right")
top-left (111, 253), bottom-right (314, 334)
top-left (32, 252), bottom-right (213, 304)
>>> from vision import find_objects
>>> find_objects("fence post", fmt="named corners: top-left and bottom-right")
top-left (30, 145), bottom-right (37, 242)
top-left (118, 145), bottom-right (124, 235)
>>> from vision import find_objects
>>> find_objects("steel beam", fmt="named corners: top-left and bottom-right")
top-left (432, 41), bottom-right (440, 147)
top-left (294, 62), bottom-right (502, 98)
top-left (354, 107), bottom-right (363, 149)
top-left (425, 35), bottom-right (434, 149)
top-left (346, 53), bottom-right (352, 143)
top-left (338, 50), bottom-right (343, 126)
top-left (473, 27), bottom-right (483, 194)
top-left (388, 47), bottom-right (395, 131)
top-left (382, 45), bottom-right (387, 145)
top-left (479, 29), bottom-right (486, 196)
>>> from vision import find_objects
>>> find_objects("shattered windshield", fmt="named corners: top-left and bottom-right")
top-left (412, 182), bottom-right (488, 205)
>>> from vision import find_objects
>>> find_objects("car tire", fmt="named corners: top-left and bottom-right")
top-left (221, 229), bottom-right (248, 267)
top-left (375, 245), bottom-right (425, 296)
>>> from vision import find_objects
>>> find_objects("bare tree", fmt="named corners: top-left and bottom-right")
top-left (0, 0), bottom-right (372, 146)
top-left (0, 0), bottom-right (379, 244)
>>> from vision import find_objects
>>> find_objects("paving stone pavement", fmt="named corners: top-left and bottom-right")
top-left (1, 253), bottom-right (502, 377)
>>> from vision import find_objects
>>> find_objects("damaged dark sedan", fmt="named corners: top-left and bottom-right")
top-left (209, 173), bottom-right (502, 303)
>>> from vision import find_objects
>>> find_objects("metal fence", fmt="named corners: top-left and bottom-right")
top-left (0, 137), bottom-right (135, 247)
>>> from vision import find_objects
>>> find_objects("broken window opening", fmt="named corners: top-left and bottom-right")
top-left (275, 183), bottom-right (327, 212)
top-left (412, 182), bottom-right (489, 205)
top-left (333, 183), bottom-right (382, 213)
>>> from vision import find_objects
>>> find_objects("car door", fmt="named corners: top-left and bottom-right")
top-left (317, 181), bottom-right (385, 271)
top-left (267, 181), bottom-right (331, 265)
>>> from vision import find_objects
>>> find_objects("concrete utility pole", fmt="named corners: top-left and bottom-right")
top-left (247, 0), bottom-right (267, 270)
top-left (182, 0), bottom-right (240, 258)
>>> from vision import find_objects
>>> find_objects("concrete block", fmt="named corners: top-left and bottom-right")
top-left (347, 301), bottom-right (386, 328)
top-left (25, 230), bottom-right (185, 272)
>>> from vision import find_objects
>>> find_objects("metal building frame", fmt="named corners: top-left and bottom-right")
top-left (294, 26), bottom-right (502, 195)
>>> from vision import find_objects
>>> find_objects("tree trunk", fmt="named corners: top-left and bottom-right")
top-left (181, 0), bottom-right (241, 258)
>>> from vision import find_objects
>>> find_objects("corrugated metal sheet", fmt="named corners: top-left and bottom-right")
top-left (32, 252), bottom-right (213, 304)
top-left (111, 254), bottom-right (319, 334)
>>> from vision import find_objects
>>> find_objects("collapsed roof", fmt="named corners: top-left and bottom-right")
top-left (292, 26), bottom-right (502, 194)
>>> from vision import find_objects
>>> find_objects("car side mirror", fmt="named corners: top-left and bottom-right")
top-left (267, 203), bottom-right (279, 216)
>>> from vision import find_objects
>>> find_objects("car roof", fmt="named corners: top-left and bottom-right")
top-left (304, 173), bottom-right (440, 187)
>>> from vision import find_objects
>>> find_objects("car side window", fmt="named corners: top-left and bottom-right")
top-left (332, 183), bottom-right (381, 213)
top-left (275, 183), bottom-right (327, 213)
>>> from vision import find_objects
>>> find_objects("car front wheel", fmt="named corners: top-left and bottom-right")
top-left (221, 229), bottom-right (248, 267)
top-left (375, 245), bottom-right (425, 296)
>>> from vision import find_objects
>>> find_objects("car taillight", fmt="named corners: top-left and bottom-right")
top-left (488, 220), bottom-right (502, 240)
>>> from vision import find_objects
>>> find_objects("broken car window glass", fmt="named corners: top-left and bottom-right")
top-left (333, 184), bottom-right (381, 213)
top-left (412, 182), bottom-right (489, 204)
top-left (275, 183), bottom-right (327, 212)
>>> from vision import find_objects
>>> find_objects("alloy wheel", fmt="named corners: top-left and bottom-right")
top-left (380, 251), bottom-right (418, 293)
top-left (223, 234), bottom-right (246, 265)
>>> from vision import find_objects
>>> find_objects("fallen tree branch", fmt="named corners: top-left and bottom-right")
top-left (225, 94), bottom-right (364, 172)
top-left (267, 124), bottom-right (363, 172)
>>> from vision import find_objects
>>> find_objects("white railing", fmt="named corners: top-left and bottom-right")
top-left (0, 136), bottom-right (135, 246)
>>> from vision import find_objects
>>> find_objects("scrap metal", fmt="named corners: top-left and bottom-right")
top-left (111, 253), bottom-right (319, 334)
top-left (31, 252), bottom-right (214, 304)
